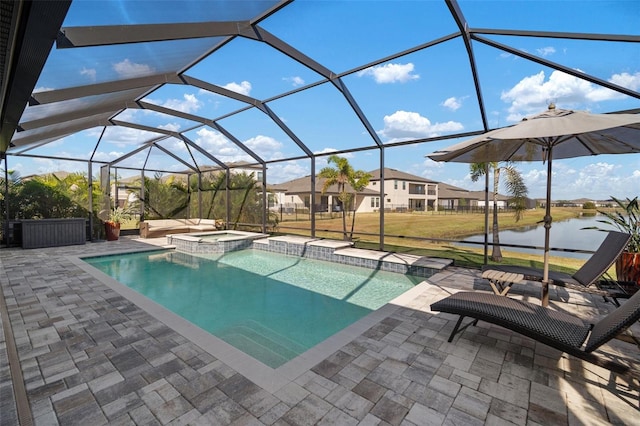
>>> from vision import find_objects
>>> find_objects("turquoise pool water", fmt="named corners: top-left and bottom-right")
top-left (84, 249), bottom-right (422, 368)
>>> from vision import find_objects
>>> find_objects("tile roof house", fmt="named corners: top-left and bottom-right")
top-left (437, 182), bottom-right (512, 210)
top-left (268, 175), bottom-right (378, 213)
top-left (365, 168), bottom-right (439, 212)
top-left (269, 168), bottom-right (439, 213)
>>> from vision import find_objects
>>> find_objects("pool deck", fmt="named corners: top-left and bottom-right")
top-left (1, 236), bottom-right (639, 425)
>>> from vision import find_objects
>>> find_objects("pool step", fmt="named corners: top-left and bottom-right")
top-left (252, 237), bottom-right (452, 278)
top-left (217, 321), bottom-right (307, 368)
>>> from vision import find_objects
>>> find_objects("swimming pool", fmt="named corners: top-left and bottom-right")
top-left (83, 249), bottom-right (422, 368)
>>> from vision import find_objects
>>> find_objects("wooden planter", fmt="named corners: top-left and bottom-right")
top-left (105, 222), bottom-right (121, 241)
top-left (615, 251), bottom-right (640, 285)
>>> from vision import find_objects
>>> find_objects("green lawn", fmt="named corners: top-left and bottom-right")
top-left (277, 207), bottom-right (605, 275)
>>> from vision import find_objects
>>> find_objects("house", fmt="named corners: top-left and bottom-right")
top-left (437, 182), bottom-right (515, 210)
top-left (269, 168), bottom-right (439, 213)
top-left (268, 175), bottom-right (378, 213)
top-left (436, 182), bottom-right (476, 210)
top-left (365, 168), bottom-right (439, 212)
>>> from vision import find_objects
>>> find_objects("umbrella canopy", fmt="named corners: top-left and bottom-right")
top-left (428, 105), bottom-right (640, 306)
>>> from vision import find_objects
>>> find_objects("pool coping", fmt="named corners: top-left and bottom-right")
top-left (71, 248), bottom-right (433, 394)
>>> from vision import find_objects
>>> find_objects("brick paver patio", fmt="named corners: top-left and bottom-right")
top-left (1, 237), bottom-right (638, 425)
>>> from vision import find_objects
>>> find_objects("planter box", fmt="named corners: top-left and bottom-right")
top-left (21, 218), bottom-right (87, 249)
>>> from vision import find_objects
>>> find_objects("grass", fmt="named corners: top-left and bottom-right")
top-left (283, 207), bottom-right (582, 239)
top-left (120, 217), bottom-right (140, 230)
top-left (276, 207), bottom-right (607, 275)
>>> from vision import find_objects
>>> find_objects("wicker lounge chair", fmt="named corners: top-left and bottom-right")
top-left (481, 231), bottom-right (631, 296)
top-left (430, 290), bottom-right (640, 374)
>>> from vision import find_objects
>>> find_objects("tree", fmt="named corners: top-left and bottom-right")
top-left (470, 162), bottom-right (528, 262)
top-left (318, 155), bottom-right (371, 241)
top-left (201, 171), bottom-right (227, 220)
top-left (139, 173), bottom-right (190, 219)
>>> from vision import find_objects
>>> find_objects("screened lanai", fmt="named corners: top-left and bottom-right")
top-left (1, 0), bottom-right (639, 248)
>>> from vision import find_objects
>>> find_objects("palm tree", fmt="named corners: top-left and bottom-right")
top-left (470, 162), bottom-right (528, 262)
top-left (141, 173), bottom-right (190, 219)
top-left (318, 155), bottom-right (371, 241)
top-left (202, 171), bottom-right (227, 220)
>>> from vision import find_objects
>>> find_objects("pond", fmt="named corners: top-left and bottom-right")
top-left (460, 214), bottom-right (616, 259)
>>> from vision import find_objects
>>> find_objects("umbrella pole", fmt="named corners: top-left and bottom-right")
top-left (484, 164), bottom-right (489, 265)
top-left (541, 150), bottom-right (553, 307)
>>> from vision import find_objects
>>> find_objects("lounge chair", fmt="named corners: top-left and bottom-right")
top-left (430, 290), bottom-right (640, 374)
top-left (481, 231), bottom-right (631, 296)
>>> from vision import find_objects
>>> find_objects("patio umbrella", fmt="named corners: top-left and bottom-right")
top-left (427, 104), bottom-right (640, 306)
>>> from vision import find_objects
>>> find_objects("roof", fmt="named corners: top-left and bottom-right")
top-left (1, 1), bottom-right (638, 181)
top-left (437, 182), bottom-right (474, 199)
top-left (269, 175), bottom-right (378, 196)
top-left (368, 168), bottom-right (437, 184)
top-left (437, 182), bottom-right (510, 201)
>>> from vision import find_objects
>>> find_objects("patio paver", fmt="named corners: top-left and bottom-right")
top-left (0, 236), bottom-right (638, 425)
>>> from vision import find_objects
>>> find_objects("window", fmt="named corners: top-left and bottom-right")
top-left (394, 180), bottom-right (398, 190)
top-left (402, 181), bottom-right (406, 190)
top-left (371, 197), bottom-right (380, 208)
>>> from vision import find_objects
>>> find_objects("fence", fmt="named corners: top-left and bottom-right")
top-left (272, 203), bottom-right (521, 221)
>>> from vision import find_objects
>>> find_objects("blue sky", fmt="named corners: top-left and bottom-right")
top-left (9, 0), bottom-right (640, 201)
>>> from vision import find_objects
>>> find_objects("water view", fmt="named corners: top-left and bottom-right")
top-left (461, 214), bottom-right (614, 259)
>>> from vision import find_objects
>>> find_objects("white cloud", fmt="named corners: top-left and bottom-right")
top-left (102, 124), bottom-right (162, 146)
top-left (266, 160), bottom-right (309, 183)
top-left (161, 93), bottom-right (203, 113)
top-left (162, 138), bottom-right (185, 153)
top-left (378, 110), bottom-right (464, 141)
top-left (501, 70), bottom-right (640, 121)
top-left (536, 46), bottom-right (556, 57)
top-left (430, 157), bottom-right (640, 201)
top-left (80, 67), bottom-right (97, 81)
top-left (357, 63), bottom-right (419, 84)
top-left (91, 150), bottom-right (127, 162)
top-left (28, 157), bottom-right (86, 175)
top-left (158, 123), bottom-right (180, 132)
top-left (609, 72), bottom-right (640, 91)
top-left (515, 160), bottom-right (640, 200)
top-left (588, 71), bottom-right (640, 102)
top-left (33, 86), bottom-right (54, 93)
top-left (422, 158), bottom-right (445, 179)
top-left (559, 162), bottom-right (622, 199)
top-left (314, 147), bottom-right (339, 156)
top-left (223, 81), bottom-right (252, 96)
top-left (442, 97), bottom-right (462, 111)
top-left (283, 76), bottom-right (305, 87)
top-left (244, 135), bottom-right (283, 160)
top-left (314, 150), bottom-right (356, 169)
top-left (113, 59), bottom-right (153, 78)
top-left (193, 129), bottom-right (284, 163)
top-left (195, 128), bottom-right (241, 157)
top-left (313, 148), bottom-right (354, 160)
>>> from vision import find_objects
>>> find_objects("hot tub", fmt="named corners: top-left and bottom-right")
top-left (167, 230), bottom-right (268, 253)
